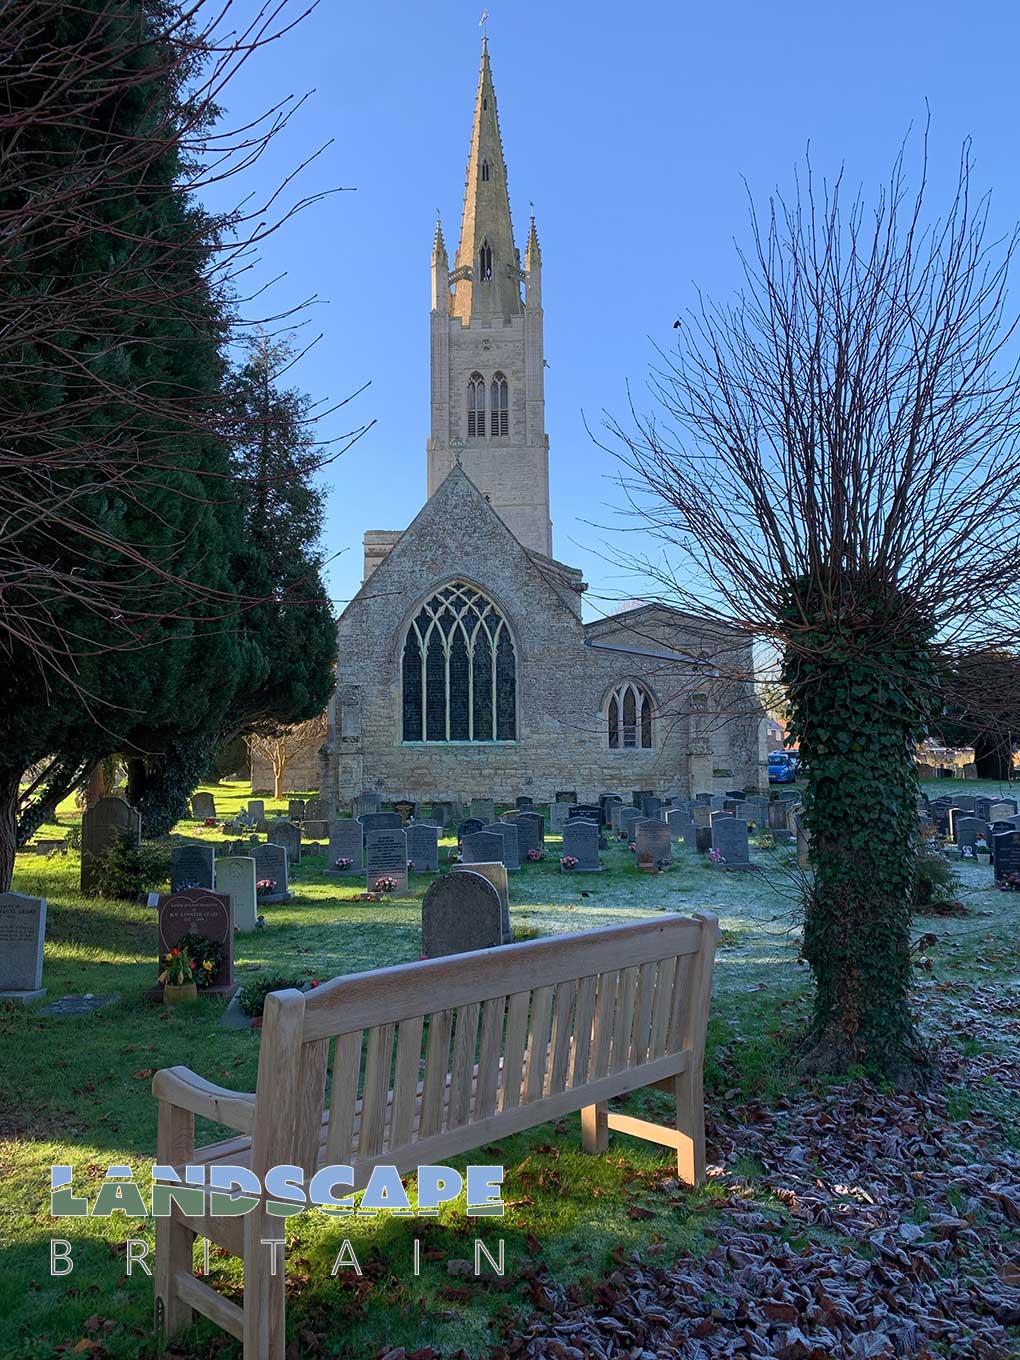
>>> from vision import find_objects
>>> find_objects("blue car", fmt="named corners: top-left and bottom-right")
top-left (768, 751), bottom-right (799, 783)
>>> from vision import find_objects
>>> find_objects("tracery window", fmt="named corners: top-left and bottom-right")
top-left (402, 582), bottom-right (517, 743)
top-left (479, 240), bottom-right (493, 280)
top-left (607, 681), bottom-right (653, 749)
top-left (490, 372), bottom-right (508, 435)
top-left (467, 372), bottom-right (485, 437)
top-left (481, 159), bottom-right (490, 181)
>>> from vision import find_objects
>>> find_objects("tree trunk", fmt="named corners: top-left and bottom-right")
top-left (973, 734), bottom-right (1013, 781)
top-left (0, 768), bottom-right (21, 893)
top-left (84, 761), bottom-right (113, 809)
top-left (126, 756), bottom-right (148, 808)
top-left (274, 765), bottom-right (284, 800)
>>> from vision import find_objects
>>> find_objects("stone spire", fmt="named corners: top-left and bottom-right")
top-left (450, 39), bottom-right (521, 324)
top-left (431, 215), bottom-right (449, 313)
top-left (525, 212), bottom-right (542, 307)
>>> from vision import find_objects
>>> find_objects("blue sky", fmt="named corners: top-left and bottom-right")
top-left (210, 0), bottom-right (1020, 620)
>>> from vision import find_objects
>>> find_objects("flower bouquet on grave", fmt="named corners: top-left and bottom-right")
top-left (560, 855), bottom-right (578, 871)
top-left (526, 848), bottom-right (545, 863)
top-left (203, 817), bottom-right (217, 828)
top-left (375, 876), bottom-right (398, 894)
top-left (175, 933), bottom-right (222, 988)
top-left (334, 857), bottom-right (353, 871)
top-left (997, 871), bottom-right (1020, 892)
top-left (256, 878), bottom-right (277, 897)
top-left (755, 832), bottom-right (775, 851)
top-left (159, 946), bottom-right (199, 1004)
top-left (708, 848), bottom-right (724, 865)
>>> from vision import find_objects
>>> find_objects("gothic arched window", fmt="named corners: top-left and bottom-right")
top-left (402, 583), bottom-right (517, 743)
top-left (481, 159), bottom-right (490, 181)
top-left (490, 372), bottom-right (509, 435)
top-left (479, 240), bottom-right (493, 280)
top-left (607, 681), bottom-right (653, 749)
top-left (467, 372), bottom-right (486, 437)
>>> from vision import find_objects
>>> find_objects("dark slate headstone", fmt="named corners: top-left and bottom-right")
top-left (0, 893), bottom-right (47, 1002)
top-left (619, 807), bottom-right (642, 840)
top-left (303, 819), bottom-right (329, 841)
top-left (640, 795), bottom-right (662, 820)
top-left (992, 829), bottom-right (1020, 883)
top-left (469, 799), bottom-right (495, 823)
top-left (665, 809), bottom-right (689, 842)
top-left (392, 799), bottom-right (418, 826)
top-left (555, 790), bottom-right (578, 803)
top-left (973, 797), bottom-right (993, 821)
top-left (328, 819), bottom-right (364, 873)
top-left (288, 799), bottom-right (306, 821)
top-left (253, 843), bottom-right (290, 902)
top-left (355, 792), bottom-right (382, 817)
top-left (407, 824), bottom-right (439, 874)
top-left (170, 843), bottom-right (214, 893)
top-left (450, 861), bottom-right (511, 940)
top-left (724, 790), bottom-right (746, 801)
top-left (569, 804), bottom-right (602, 827)
top-left (247, 800), bottom-right (266, 829)
top-left (462, 831), bottom-right (507, 868)
top-left (482, 821), bottom-right (520, 871)
top-left (712, 817), bottom-right (751, 867)
top-left (955, 816), bottom-right (988, 851)
top-left (268, 818), bottom-right (301, 866)
top-left (359, 812), bottom-right (403, 834)
top-left (303, 798), bottom-right (327, 822)
top-left (632, 790), bottom-right (653, 808)
top-left (694, 792), bottom-right (713, 804)
top-left (365, 828), bottom-right (408, 893)
top-left (156, 888), bottom-right (234, 993)
top-left (421, 872), bottom-right (504, 959)
top-left (516, 812), bottom-right (545, 858)
top-left (430, 800), bottom-right (457, 829)
top-left (515, 796), bottom-right (535, 810)
top-left (561, 821), bottom-right (601, 872)
top-left (191, 792), bottom-right (216, 819)
top-left (635, 819), bottom-right (672, 871)
top-left (549, 802), bottom-right (571, 834)
top-left (458, 818), bottom-right (485, 842)
top-left (81, 797), bottom-right (141, 894)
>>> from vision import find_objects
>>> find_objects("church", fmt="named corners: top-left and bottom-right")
top-left (323, 42), bottom-right (765, 807)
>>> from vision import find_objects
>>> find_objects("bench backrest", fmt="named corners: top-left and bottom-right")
top-left (249, 913), bottom-right (717, 1186)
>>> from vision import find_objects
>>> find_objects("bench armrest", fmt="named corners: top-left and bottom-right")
top-left (152, 1065), bottom-right (256, 1134)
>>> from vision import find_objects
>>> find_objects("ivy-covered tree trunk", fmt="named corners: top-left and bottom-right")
top-left (0, 768), bottom-right (20, 893)
top-left (783, 601), bottom-right (936, 1080)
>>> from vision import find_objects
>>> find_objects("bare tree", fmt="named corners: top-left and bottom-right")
top-left (247, 712), bottom-right (327, 799)
top-left (608, 138), bottom-right (1020, 1078)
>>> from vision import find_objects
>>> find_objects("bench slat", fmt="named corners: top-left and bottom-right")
top-left (473, 996), bottom-right (504, 1121)
top-left (589, 969), bottom-right (618, 1080)
top-left (649, 956), bottom-right (677, 1059)
top-left (611, 967), bottom-right (638, 1073)
top-left (501, 991), bottom-right (530, 1110)
top-left (389, 1016), bottom-right (423, 1151)
top-left (523, 986), bottom-right (553, 1103)
top-left (630, 961), bottom-right (656, 1066)
top-left (295, 1038), bottom-right (330, 1178)
top-left (359, 1024), bottom-right (394, 1158)
top-left (448, 1003), bottom-right (480, 1130)
top-left (418, 1009), bottom-right (452, 1138)
top-left (546, 979), bottom-right (576, 1097)
top-left (569, 974), bottom-right (597, 1087)
top-left (326, 1030), bottom-right (362, 1163)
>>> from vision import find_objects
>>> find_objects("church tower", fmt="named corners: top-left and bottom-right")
top-left (426, 41), bottom-right (553, 559)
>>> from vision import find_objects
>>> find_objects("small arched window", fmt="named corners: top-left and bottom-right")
top-left (402, 582), bottom-right (517, 743)
top-left (467, 373), bottom-right (485, 437)
top-left (607, 682), bottom-right (654, 749)
top-left (481, 159), bottom-right (490, 182)
top-left (479, 240), bottom-right (493, 280)
top-left (490, 372), bottom-right (508, 436)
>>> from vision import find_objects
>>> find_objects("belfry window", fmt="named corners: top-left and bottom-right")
top-left (402, 582), bottom-right (517, 743)
top-left (467, 372), bottom-right (485, 437)
top-left (607, 682), bottom-right (654, 749)
top-left (490, 372), bottom-right (508, 435)
top-left (479, 240), bottom-right (492, 280)
top-left (481, 159), bottom-right (490, 181)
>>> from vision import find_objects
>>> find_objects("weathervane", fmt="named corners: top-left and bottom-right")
top-left (479, 9), bottom-right (489, 40)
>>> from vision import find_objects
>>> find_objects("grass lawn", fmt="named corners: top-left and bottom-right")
top-left (1, 780), bottom-right (1017, 1358)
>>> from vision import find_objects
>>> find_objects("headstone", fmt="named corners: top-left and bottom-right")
top-left (288, 799), bottom-right (306, 821)
top-left (666, 810), bottom-right (689, 842)
top-left (156, 888), bottom-right (234, 993)
top-left (469, 799), bottom-right (496, 823)
top-left (950, 795), bottom-right (976, 813)
top-left (303, 798), bottom-right (327, 822)
top-left (516, 812), bottom-right (545, 858)
top-left (252, 843), bottom-right (289, 902)
top-left (247, 800), bottom-right (266, 830)
top-left (462, 831), bottom-right (506, 867)
top-left (191, 792), bottom-right (216, 820)
top-left (549, 801), bottom-right (571, 834)
top-left (268, 818), bottom-right (302, 866)
top-left (989, 801), bottom-right (1017, 822)
top-left (170, 843), bottom-right (215, 893)
top-left (421, 872), bottom-right (504, 959)
top-left (515, 796), bottom-right (534, 810)
top-left (767, 801), bottom-right (790, 830)
top-left (213, 857), bottom-right (258, 932)
top-left (694, 792), bottom-right (713, 804)
top-left (458, 818), bottom-right (486, 841)
top-left (303, 819), bottom-right (329, 841)
top-left (955, 817), bottom-right (988, 854)
top-left (724, 789), bottom-right (746, 802)
top-left (640, 795), bottom-right (662, 820)
top-left (359, 812), bottom-right (403, 834)
top-left (634, 819), bottom-right (672, 871)
top-left (619, 807), bottom-right (642, 841)
top-left (561, 821), bottom-right (601, 872)
top-left (431, 800), bottom-right (458, 829)
top-left (392, 799), bottom-right (418, 826)
top-left (568, 804), bottom-right (602, 827)
top-left (797, 823), bottom-right (812, 867)
top-left (692, 805), bottom-right (712, 831)
top-left (555, 791), bottom-right (578, 803)
top-left (992, 829), bottom-right (1020, 883)
top-left (632, 790), bottom-right (653, 808)
top-left (989, 820), bottom-right (1014, 837)
top-left (328, 819), bottom-right (364, 873)
top-left (482, 821), bottom-right (520, 871)
top-left (973, 797), bottom-right (993, 820)
top-left (407, 824), bottom-right (439, 874)
top-left (365, 828), bottom-right (409, 893)
top-left (712, 817), bottom-right (751, 867)
top-left (355, 792), bottom-right (381, 817)
top-left (0, 893), bottom-right (47, 1003)
top-left (450, 861), bottom-right (511, 940)
top-left (80, 796), bottom-right (141, 894)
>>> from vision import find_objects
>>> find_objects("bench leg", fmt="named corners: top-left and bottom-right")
top-left (674, 1067), bottom-right (705, 1186)
top-left (243, 1213), bottom-right (287, 1360)
top-left (580, 1101), bottom-right (608, 1154)
top-left (155, 1102), bottom-right (194, 1340)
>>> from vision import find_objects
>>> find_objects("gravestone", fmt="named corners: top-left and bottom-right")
top-left (561, 821), bottom-right (601, 872)
top-left (609, 802), bottom-right (626, 834)
top-left (955, 817), bottom-right (988, 854)
top-left (619, 807), bottom-right (642, 841)
top-left (555, 791), bottom-right (578, 803)
top-left (632, 790), bottom-right (653, 807)
top-left (355, 792), bottom-right (381, 817)
top-left (81, 797), bottom-right (142, 895)
top-left (515, 796), bottom-right (535, 810)
top-left (407, 824), bottom-right (439, 874)
top-left (694, 792), bottom-right (713, 804)
top-left (450, 861), bottom-right (511, 940)
top-left (482, 821), bottom-right (520, 871)
top-left (421, 872), bottom-right (504, 959)
top-left (725, 789), bottom-right (746, 801)
top-left (191, 792), bottom-right (216, 820)
top-left (516, 812), bottom-right (545, 858)
top-left (430, 800), bottom-right (457, 829)
top-left (549, 801), bottom-right (571, 834)
top-left (989, 801), bottom-right (1017, 822)
top-left (973, 797), bottom-right (993, 820)
top-left (634, 819), bottom-right (672, 871)
top-left (666, 810), bottom-right (689, 842)
top-left (0, 893), bottom-right (47, 1003)
top-left (328, 819), bottom-right (364, 873)
top-left (992, 829), bottom-right (1020, 883)
top-left (365, 828), bottom-right (408, 893)
top-left (693, 805), bottom-right (712, 831)
top-left (303, 819), bottom-right (329, 841)
top-left (569, 804), bottom-right (602, 827)
top-left (252, 843), bottom-right (289, 902)
top-left (950, 795), bottom-right (976, 813)
top-left (170, 843), bottom-right (215, 893)
top-left (392, 799), bottom-right (418, 826)
top-left (359, 812), bottom-right (403, 834)
top-left (303, 798), bottom-right (327, 822)
top-left (930, 803), bottom-right (952, 835)
top-left (712, 817), bottom-right (751, 867)
top-left (268, 818), bottom-right (302, 867)
top-left (462, 831), bottom-right (506, 868)
top-left (469, 799), bottom-right (495, 824)
top-left (767, 801), bottom-right (790, 830)
top-left (156, 888), bottom-right (234, 994)
top-left (213, 856), bottom-right (258, 932)
top-left (682, 821), bottom-right (704, 852)
top-left (458, 817), bottom-right (485, 841)
top-left (797, 823), bottom-right (812, 867)
top-left (288, 799), bottom-right (306, 821)
top-left (247, 800), bottom-right (266, 830)
top-left (640, 795), bottom-right (662, 820)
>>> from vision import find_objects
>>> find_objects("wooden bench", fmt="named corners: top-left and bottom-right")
top-left (152, 911), bottom-right (718, 1358)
